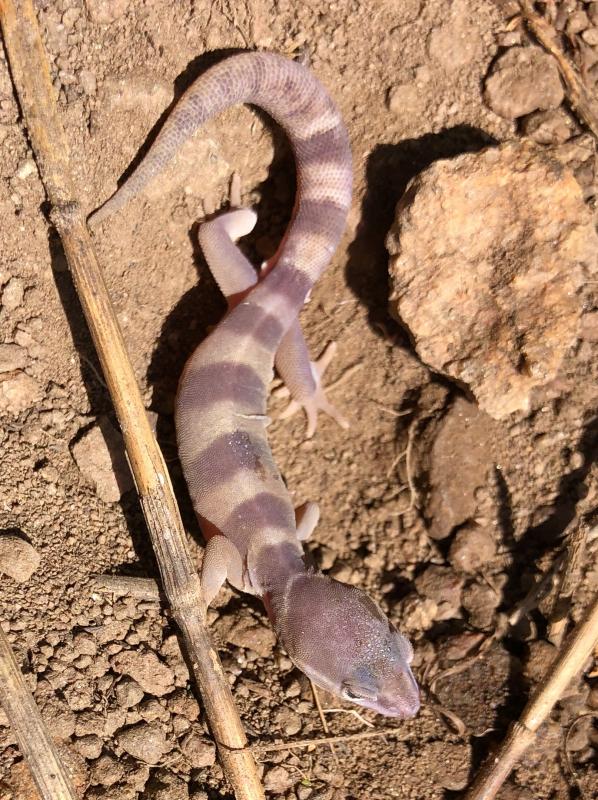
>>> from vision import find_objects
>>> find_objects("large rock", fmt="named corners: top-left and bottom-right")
top-left (387, 141), bottom-right (598, 419)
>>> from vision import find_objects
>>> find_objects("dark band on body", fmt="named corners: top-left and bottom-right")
top-left (179, 361), bottom-right (265, 413)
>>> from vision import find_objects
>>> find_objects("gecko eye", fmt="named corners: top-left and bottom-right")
top-left (341, 681), bottom-right (377, 703)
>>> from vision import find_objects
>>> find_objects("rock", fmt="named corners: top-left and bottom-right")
top-left (138, 698), bottom-right (168, 723)
top-left (117, 722), bottom-right (169, 764)
top-left (427, 740), bottom-right (472, 790)
top-left (40, 698), bottom-right (76, 740)
top-left (144, 769), bottom-right (188, 800)
top-left (387, 83), bottom-right (427, 119)
top-left (462, 582), bottom-right (500, 629)
top-left (423, 398), bottom-right (496, 539)
top-left (264, 765), bottom-right (294, 794)
top-left (396, 592), bottom-right (438, 632)
top-left (0, 372), bottom-right (43, 414)
top-left (0, 343), bottom-right (27, 372)
top-left (523, 639), bottom-right (557, 686)
top-left (427, 0), bottom-right (482, 70)
top-left (582, 27), bottom-right (598, 45)
top-left (414, 565), bottom-right (464, 621)
top-left (387, 141), bottom-right (598, 419)
top-left (111, 650), bottom-right (175, 696)
top-left (273, 705), bottom-right (302, 736)
top-left (166, 689), bottom-right (200, 721)
top-left (521, 108), bottom-right (577, 145)
top-left (74, 734), bottom-right (103, 760)
top-left (75, 710), bottom-right (105, 737)
top-left (79, 69), bottom-right (97, 96)
top-left (63, 677), bottom-right (94, 711)
top-left (91, 752), bottom-right (124, 786)
top-left (71, 416), bottom-right (134, 502)
top-left (448, 523), bottom-right (496, 573)
top-left (435, 644), bottom-right (517, 735)
top-left (436, 631), bottom-right (485, 663)
top-left (85, 0), bottom-right (128, 24)
top-left (484, 46), bottom-right (564, 119)
top-left (1, 277), bottom-right (24, 311)
top-left (179, 730), bottom-right (216, 767)
top-left (0, 533), bottom-right (40, 582)
top-left (114, 676), bottom-right (144, 708)
top-left (217, 613), bottom-right (277, 658)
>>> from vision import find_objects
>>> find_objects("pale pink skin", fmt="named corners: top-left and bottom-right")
top-left (89, 52), bottom-right (419, 719)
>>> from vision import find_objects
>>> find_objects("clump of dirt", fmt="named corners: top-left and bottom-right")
top-left (0, 1), bottom-right (597, 799)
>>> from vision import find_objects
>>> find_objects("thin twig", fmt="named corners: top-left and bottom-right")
top-left (0, 626), bottom-right (77, 800)
top-left (564, 712), bottom-right (598, 798)
top-left (252, 726), bottom-right (408, 752)
top-left (548, 520), bottom-right (588, 647)
top-left (507, 552), bottom-right (565, 627)
top-left (519, 0), bottom-right (598, 138)
top-left (92, 574), bottom-right (164, 602)
top-left (0, 3), bottom-right (264, 798)
top-left (310, 681), bottom-right (338, 761)
top-left (322, 708), bottom-right (375, 728)
top-left (464, 591), bottom-right (598, 800)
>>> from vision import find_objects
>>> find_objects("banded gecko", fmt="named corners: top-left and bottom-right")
top-left (90, 52), bottom-right (419, 718)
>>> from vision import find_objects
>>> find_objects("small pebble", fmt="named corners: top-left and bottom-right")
top-left (117, 722), bottom-right (169, 764)
top-left (0, 534), bottom-right (40, 582)
top-left (449, 523), bottom-right (496, 573)
top-left (180, 730), bottom-right (216, 767)
top-left (484, 46), bottom-right (564, 119)
top-left (74, 734), bottom-right (103, 760)
top-left (114, 677), bottom-right (144, 708)
top-left (111, 650), bottom-right (175, 697)
top-left (264, 765), bottom-right (293, 794)
top-left (2, 277), bottom-right (24, 311)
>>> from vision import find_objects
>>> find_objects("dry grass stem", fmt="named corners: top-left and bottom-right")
top-left (253, 726), bottom-right (408, 752)
top-left (92, 574), bottom-right (164, 602)
top-left (0, 2), bottom-right (264, 797)
top-left (310, 681), bottom-right (338, 761)
top-left (519, 0), bottom-right (598, 138)
top-left (0, 626), bottom-right (78, 800)
top-left (464, 591), bottom-right (598, 800)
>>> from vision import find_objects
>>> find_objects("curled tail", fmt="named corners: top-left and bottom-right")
top-left (89, 52), bottom-right (352, 293)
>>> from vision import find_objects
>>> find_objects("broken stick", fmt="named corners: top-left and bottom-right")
top-left (0, 2), bottom-right (264, 798)
top-left (464, 591), bottom-right (598, 800)
top-left (0, 626), bottom-right (78, 800)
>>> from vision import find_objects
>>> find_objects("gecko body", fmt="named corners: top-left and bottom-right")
top-left (90, 52), bottom-right (419, 718)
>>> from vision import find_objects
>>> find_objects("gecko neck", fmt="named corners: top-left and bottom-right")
top-left (253, 537), bottom-right (309, 619)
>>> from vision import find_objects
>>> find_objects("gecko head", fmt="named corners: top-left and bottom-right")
top-left (268, 573), bottom-right (419, 718)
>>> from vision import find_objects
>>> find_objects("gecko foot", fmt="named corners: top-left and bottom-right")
top-left (279, 341), bottom-right (350, 438)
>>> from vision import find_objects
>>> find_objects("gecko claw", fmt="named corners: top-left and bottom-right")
top-left (279, 342), bottom-right (350, 438)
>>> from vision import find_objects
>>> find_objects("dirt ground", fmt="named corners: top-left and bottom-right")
top-left (1, 1), bottom-right (597, 798)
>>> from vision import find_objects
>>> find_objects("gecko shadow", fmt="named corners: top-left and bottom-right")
top-left (46, 228), bottom-right (161, 572)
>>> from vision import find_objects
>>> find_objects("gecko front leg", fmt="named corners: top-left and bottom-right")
top-left (201, 534), bottom-right (249, 606)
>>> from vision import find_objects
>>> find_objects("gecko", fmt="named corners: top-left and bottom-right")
top-left (89, 51), bottom-right (419, 719)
